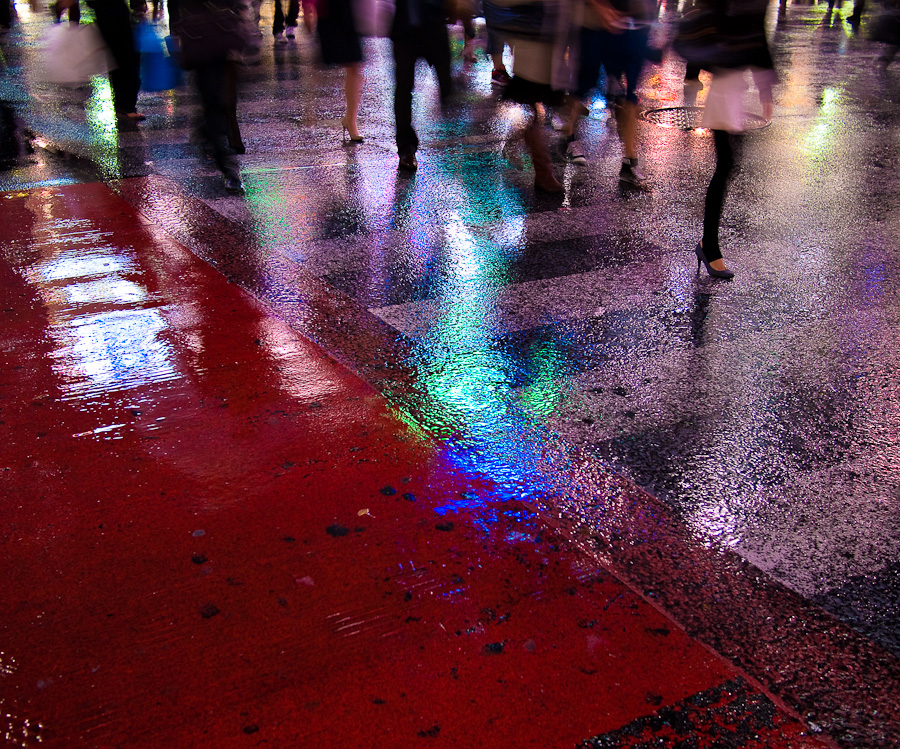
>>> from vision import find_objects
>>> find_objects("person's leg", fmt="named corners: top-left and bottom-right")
top-left (424, 23), bottom-right (453, 100)
top-left (615, 28), bottom-right (649, 182)
top-left (392, 38), bottom-right (419, 162)
top-left (195, 60), bottom-right (242, 189)
top-left (286, 0), bottom-right (299, 28)
top-left (522, 105), bottom-right (562, 193)
top-left (462, 14), bottom-right (476, 61)
top-left (342, 63), bottom-right (364, 140)
top-left (701, 129), bottom-right (739, 264)
top-left (89, 0), bottom-right (141, 116)
top-left (562, 26), bottom-right (602, 140)
top-left (224, 60), bottom-right (244, 153)
top-left (273, 0), bottom-right (286, 36)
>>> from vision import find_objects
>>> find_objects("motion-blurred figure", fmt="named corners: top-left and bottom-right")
top-left (390, 0), bottom-right (453, 171)
top-left (560, 0), bottom-right (655, 186)
top-left (317, 0), bottom-right (365, 142)
top-left (694, 0), bottom-right (775, 279)
top-left (57, 0), bottom-right (144, 125)
top-left (273, 0), bottom-right (300, 40)
top-left (170, 0), bottom-right (250, 192)
top-left (488, 0), bottom-right (572, 193)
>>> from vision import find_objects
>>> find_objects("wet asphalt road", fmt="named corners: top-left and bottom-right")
top-left (2, 0), bottom-right (899, 675)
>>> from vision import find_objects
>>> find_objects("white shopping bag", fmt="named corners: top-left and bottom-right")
top-left (40, 23), bottom-right (116, 86)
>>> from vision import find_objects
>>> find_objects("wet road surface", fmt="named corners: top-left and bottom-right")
top-left (2, 0), bottom-right (900, 745)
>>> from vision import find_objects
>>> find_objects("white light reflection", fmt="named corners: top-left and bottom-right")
top-left (255, 317), bottom-right (348, 403)
top-left (50, 307), bottom-right (178, 399)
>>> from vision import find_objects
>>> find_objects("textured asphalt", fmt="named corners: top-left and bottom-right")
top-left (2, 0), bottom-right (900, 745)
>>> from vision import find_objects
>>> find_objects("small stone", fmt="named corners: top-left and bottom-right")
top-left (326, 524), bottom-right (350, 537)
top-left (380, 486), bottom-right (397, 496)
top-left (191, 554), bottom-right (208, 565)
top-left (242, 724), bottom-right (259, 735)
top-left (435, 522), bottom-right (454, 532)
top-left (200, 604), bottom-right (220, 619)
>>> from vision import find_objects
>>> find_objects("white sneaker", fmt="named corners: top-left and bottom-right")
top-left (565, 139), bottom-right (587, 165)
top-left (285, 24), bottom-right (296, 38)
top-left (274, 31), bottom-right (286, 43)
top-left (551, 112), bottom-right (566, 131)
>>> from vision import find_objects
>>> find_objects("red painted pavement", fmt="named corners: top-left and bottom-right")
top-left (1, 184), bottom-right (828, 747)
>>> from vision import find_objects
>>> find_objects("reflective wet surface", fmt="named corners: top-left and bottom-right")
top-left (2, 0), bottom-right (900, 745)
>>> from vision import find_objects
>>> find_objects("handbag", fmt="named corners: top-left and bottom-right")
top-left (136, 22), bottom-right (184, 91)
top-left (40, 22), bottom-right (114, 85)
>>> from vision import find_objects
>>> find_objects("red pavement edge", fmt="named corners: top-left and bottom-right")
top-left (0, 180), bottom-right (866, 747)
top-left (111, 174), bottom-right (900, 747)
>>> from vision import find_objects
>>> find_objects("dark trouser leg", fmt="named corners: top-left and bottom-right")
top-left (286, 0), bottom-right (299, 25)
top-left (224, 61), bottom-right (243, 151)
top-left (702, 129), bottom-right (739, 262)
top-left (423, 24), bottom-right (453, 100)
top-left (195, 61), bottom-right (238, 178)
top-left (392, 38), bottom-right (418, 156)
top-left (89, 0), bottom-right (141, 113)
top-left (273, 0), bottom-right (285, 33)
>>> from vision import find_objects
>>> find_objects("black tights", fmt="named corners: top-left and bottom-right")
top-left (703, 129), bottom-right (741, 262)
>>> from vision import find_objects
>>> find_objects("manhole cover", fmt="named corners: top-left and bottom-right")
top-left (641, 106), bottom-right (769, 131)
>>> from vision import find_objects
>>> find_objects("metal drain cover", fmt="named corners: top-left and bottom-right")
top-left (641, 106), bottom-right (769, 131)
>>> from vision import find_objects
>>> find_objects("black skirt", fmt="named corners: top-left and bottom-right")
top-left (317, 0), bottom-right (363, 65)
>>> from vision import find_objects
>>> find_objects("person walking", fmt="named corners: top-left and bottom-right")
top-left (273, 0), bottom-right (301, 40)
top-left (170, 0), bottom-right (250, 192)
top-left (389, 0), bottom-right (453, 171)
top-left (316, 0), bottom-right (365, 142)
top-left (559, 0), bottom-right (655, 186)
top-left (490, 0), bottom-right (572, 192)
top-left (694, 0), bottom-right (775, 279)
top-left (56, 0), bottom-right (143, 125)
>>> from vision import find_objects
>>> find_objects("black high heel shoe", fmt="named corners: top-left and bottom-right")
top-left (695, 242), bottom-right (735, 280)
top-left (341, 117), bottom-right (364, 144)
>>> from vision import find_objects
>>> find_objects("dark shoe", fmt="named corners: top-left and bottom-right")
top-left (230, 140), bottom-right (246, 155)
top-left (398, 153), bottom-right (418, 172)
top-left (224, 174), bottom-right (245, 194)
top-left (341, 117), bottom-right (363, 143)
top-left (695, 242), bottom-right (734, 279)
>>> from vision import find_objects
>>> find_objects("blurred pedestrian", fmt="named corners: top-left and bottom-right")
top-left (694, 0), bottom-right (775, 279)
top-left (57, 0), bottom-right (143, 125)
top-left (490, 0), bottom-right (572, 192)
top-left (317, 0), bottom-right (365, 142)
top-left (390, 0), bottom-right (453, 170)
top-left (273, 0), bottom-right (300, 41)
top-left (170, 0), bottom-right (250, 192)
top-left (560, 0), bottom-right (655, 186)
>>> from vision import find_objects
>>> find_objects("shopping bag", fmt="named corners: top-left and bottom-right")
top-left (136, 21), bottom-right (183, 90)
top-left (40, 22), bottom-right (114, 85)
